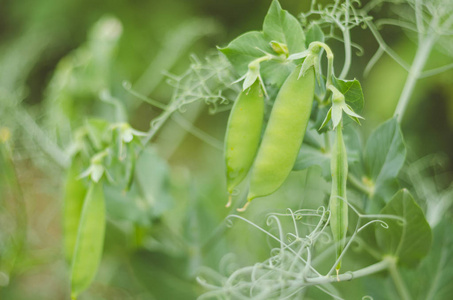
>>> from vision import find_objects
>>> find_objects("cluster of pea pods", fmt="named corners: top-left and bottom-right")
top-left (224, 41), bottom-right (361, 272)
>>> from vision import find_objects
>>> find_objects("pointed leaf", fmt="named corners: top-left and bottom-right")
top-left (243, 68), bottom-right (260, 91)
top-left (319, 106), bottom-right (332, 130)
top-left (333, 78), bottom-right (364, 116)
top-left (300, 55), bottom-right (316, 78)
top-left (305, 23), bottom-right (325, 46)
top-left (375, 189), bottom-right (432, 267)
top-left (219, 0), bottom-right (304, 87)
top-left (220, 31), bottom-right (295, 87)
top-left (218, 31), bottom-right (271, 75)
top-left (331, 104), bottom-right (343, 129)
top-left (287, 50), bottom-right (309, 61)
top-left (262, 0), bottom-right (306, 54)
top-left (343, 104), bottom-right (364, 119)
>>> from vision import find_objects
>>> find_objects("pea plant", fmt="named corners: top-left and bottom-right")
top-left (61, 0), bottom-right (451, 299)
top-left (197, 0), bottom-right (453, 299)
top-left (1, 0), bottom-right (452, 299)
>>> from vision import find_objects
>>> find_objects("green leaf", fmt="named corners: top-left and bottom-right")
top-left (219, 31), bottom-right (295, 88)
top-left (312, 103), bottom-right (331, 133)
top-left (219, 0), bottom-right (305, 87)
top-left (260, 59), bottom-right (296, 86)
top-left (364, 118), bottom-right (406, 187)
top-left (331, 103), bottom-right (343, 129)
top-left (407, 218), bottom-right (453, 300)
top-left (375, 189), bottom-right (432, 267)
top-left (262, 0), bottom-right (306, 54)
top-left (333, 77), bottom-right (364, 115)
top-left (318, 107), bottom-right (332, 130)
top-left (305, 23), bottom-right (324, 46)
top-left (218, 31), bottom-right (271, 75)
top-left (367, 178), bottom-right (400, 213)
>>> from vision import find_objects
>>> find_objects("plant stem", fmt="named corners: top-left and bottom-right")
top-left (393, 35), bottom-right (436, 122)
top-left (142, 106), bottom-right (176, 146)
top-left (339, 0), bottom-right (351, 79)
top-left (387, 257), bottom-right (412, 300)
top-left (310, 42), bottom-right (334, 87)
top-left (305, 259), bottom-right (390, 285)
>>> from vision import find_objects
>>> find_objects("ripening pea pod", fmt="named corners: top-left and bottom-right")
top-left (63, 157), bottom-right (88, 263)
top-left (245, 65), bottom-right (315, 206)
top-left (329, 125), bottom-right (348, 272)
top-left (224, 79), bottom-right (264, 206)
top-left (70, 181), bottom-right (105, 299)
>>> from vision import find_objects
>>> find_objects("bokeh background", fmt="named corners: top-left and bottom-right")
top-left (1, 0), bottom-right (452, 299)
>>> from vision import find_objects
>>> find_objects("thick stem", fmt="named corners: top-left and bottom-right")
top-left (393, 35), bottom-right (436, 122)
top-left (305, 259), bottom-right (390, 285)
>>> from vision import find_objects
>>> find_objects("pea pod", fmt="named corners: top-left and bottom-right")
top-left (70, 181), bottom-right (105, 299)
top-left (246, 65), bottom-right (315, 204)
top-left (329, 126), bottom-right (348, 271)
top-left (63, 157), bottom-right (88, 263)
top-left (224, 80), bottom-right (264, 205)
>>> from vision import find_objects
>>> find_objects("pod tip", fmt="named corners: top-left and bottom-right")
top-left (225, 195), bottom-right (232, 208)
top-left (237, 201), bottom-right (250, 212)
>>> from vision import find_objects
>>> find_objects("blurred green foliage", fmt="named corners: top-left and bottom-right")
top-left (0, 0), bottom-right (452, 299)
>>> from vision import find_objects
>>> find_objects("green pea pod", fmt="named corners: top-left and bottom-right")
top-left (329, 126), bottom-right (348, 271)
top-left (224, 80), bottom-right (264, 205)
top-left (70, 181), bottom-right (105, 299)
top-left (63, 157), bottom-right (88, 263)
top-left (246, 65), bottom-right (315, 203)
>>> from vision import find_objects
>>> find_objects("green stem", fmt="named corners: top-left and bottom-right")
top-left (309, 41), bottom-right (334, 87)
top-left (393, 34), bottom-right (436, 122)
top-left (339, 0), bottom-right (351, 79)
top-left (387, 257), bottom-right (412, 300)
top-left (171, 113), bottom-right (223, 150)
top-left (305, 259), bottom-right (391, 285)
top-left (141, 106), bottom-right (176, 146)
top-left (123, 82), bottom-right (168, 110)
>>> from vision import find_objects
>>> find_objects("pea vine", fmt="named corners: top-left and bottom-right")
top-left (197, 0), bottom-right (450, 299)
top-left (2, 0), bottom-right (451, 299)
